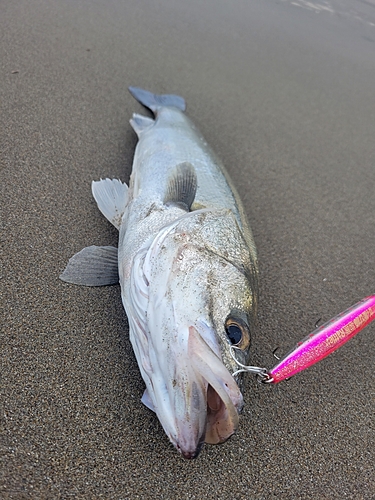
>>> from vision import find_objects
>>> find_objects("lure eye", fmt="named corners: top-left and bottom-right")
top-left (225, 317), bottom-right (250, 350)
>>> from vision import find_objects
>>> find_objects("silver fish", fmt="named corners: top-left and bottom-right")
top-left (60, 87), bottom-right (258, 458)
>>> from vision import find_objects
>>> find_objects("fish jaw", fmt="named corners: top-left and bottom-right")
top-left (166, 353), bottom-right (209, 459)
top-left (143, 324), bottom-right (243, 459)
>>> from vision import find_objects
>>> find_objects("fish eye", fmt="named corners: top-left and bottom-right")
top-left (225, 316), bottom-right (251, 350)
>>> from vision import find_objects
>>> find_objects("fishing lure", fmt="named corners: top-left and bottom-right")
top-left (231, 295), bottom-right (375, 383)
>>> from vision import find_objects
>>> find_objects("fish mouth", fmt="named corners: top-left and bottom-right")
top-left (174, 326), bottom-right (243, 459)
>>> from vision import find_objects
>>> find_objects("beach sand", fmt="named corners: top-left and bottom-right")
top-left (1, 0), bottom-right (374, 498)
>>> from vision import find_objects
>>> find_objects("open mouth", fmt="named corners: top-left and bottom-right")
top-left (206, 384), bottom-right (236, 444)
top-left (143, 324), bottom-right (244, 459)
top-left (175, 382), bottom-right (239, 459)
top-left (188, 326), bottom-right (244, 448)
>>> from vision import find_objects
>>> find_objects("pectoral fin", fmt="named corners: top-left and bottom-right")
top-left (60, 245), bottom-right (118, 286)
top-left (164, 162), bottom-right (197, 211)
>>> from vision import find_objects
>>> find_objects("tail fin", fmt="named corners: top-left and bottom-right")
top-left (128, 86), bottom-right (186, 113)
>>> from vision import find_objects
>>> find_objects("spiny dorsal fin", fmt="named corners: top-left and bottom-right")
top-left (129, 87), bottom-right (186, 113)
top-left (164, 162), bottom-right (197, 211)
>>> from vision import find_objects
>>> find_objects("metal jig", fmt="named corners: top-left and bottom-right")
top-left (232, 295), bottom-right (375, 385)
top-left (268, 295), bottom-right (375, 383)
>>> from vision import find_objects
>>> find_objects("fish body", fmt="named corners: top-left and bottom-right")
top-left (61, 88), bottom-right (258, 458)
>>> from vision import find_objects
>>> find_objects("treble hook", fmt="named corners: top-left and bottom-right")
top-left (229, 346), bottom-right (270, 380)
top-left (315, 317), bottom-right (322, 328)
top-left (272, 347), bottom-right (281, 360)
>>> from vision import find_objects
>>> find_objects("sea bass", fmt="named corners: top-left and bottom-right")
top-left (60, 87), bottom-right (258, 458)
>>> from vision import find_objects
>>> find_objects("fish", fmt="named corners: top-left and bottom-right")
top-left (60, 87), bottom-right (259, 459)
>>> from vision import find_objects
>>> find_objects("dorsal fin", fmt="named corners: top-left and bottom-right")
top-left (130, 113), bottom-right (154, 136)
top-left (164, 162), bottom-right (197, 211)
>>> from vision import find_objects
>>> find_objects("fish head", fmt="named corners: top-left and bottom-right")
top-left (128, 209), bottom-right (258, 458)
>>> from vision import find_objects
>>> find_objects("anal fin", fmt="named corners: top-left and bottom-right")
top-left (60, 245), bottom-right (118, 286)
top-left (164, 162), bottom-right (197, 211)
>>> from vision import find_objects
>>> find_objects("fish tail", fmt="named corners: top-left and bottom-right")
top-left (128, 86), bottom-right (186, 113)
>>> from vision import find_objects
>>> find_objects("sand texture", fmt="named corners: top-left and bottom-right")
top-left (1, 0), bottom-right (374, 498)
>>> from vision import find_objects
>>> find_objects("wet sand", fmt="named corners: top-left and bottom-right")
top-left (1, 0), bottom-right (374, 498)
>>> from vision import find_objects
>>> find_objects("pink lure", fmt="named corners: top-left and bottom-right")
top-left (267, 295), bottom-right (375, 384)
